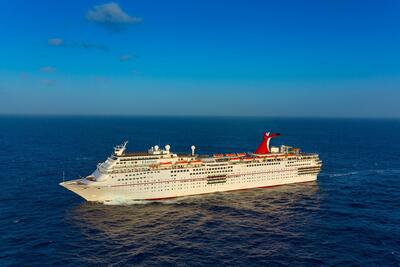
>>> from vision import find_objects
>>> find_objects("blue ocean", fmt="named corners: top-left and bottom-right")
top-left (1, 116), bottom-right (399, 266)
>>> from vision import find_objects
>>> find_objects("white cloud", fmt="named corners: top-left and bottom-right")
top-left (86, 2), bottom-right (141, 30)
top-left (39, 66), bottom-right (57, 73)
top-left (48, 38), bottom-right (64, 46)
top-left (47, 38), bottom-right (109, 51)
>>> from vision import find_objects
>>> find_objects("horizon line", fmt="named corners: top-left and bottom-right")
top-left (0, 113), bottom-right (399, 120)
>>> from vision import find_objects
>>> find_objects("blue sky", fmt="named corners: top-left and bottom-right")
top-left (0, 0), bottom-right (399, 117)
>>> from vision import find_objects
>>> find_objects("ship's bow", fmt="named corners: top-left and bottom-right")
top-left (59, 179), bottom-right (103, 202)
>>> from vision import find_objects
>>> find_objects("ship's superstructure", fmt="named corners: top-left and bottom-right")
top-left (60, 132), bottom-right (322, 202)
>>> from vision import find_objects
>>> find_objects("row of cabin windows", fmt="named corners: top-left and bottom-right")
top-left (120, 157), bottom-right (159, 161)
top-left (247, 162), bottom-right (280, 167)
top-left (287, 163), bottom-right (310, 167)
top-left (171, 167), bottom-right (231, 174)
top-left (190, 169), bottom-right (230, 175)
top-left (116, 170), bottom-right (161, 181)
top-left (193, 166), bottom-right (233, 171)
top-left (125, 170), bottom-right (159, 176)
top-left (118, 170), bottom-right (161, 177)
top-left (171, 169), bottom-right (189, 173)
top-left (116, 161), bottom-right (138, 164)
top-left (118, 177), bottom-right (143, 181)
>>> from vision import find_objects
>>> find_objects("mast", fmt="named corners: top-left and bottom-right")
top-left (114, 141), bottom-right (128, 156)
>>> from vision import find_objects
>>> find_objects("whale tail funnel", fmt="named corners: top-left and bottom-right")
top-left (254, 132), bottom-right (280, 154)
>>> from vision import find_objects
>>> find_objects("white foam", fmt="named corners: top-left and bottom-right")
top-left (329, 168), bottom-right (400, 178)
top-left (375, 169), bottom-right (400, 176)
top-left (103, 198), bottom-right (153, 206)
top-left (329, 171), bottom-right (359, 178)
top-left (101, 194), bottom-right (214, 206)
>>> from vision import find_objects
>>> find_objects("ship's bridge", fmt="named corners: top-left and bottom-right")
top-left (96, 143), bottom-right (198, 173)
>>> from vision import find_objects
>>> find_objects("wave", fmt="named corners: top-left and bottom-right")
top-left (375, 168), bottom-right (400, 175)
top-left (101, 193), bottom-right (220, 206)
top-left (329, 171), bottom-right (360, 178)
top-left (103, 198), bottom-right (154, 205)
top-left (102, 196), bottom-right (192, 206)
top-left (328, 168), bottom-right (400, 178)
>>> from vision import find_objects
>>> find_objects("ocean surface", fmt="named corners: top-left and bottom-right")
top-left (1, 116), bottom-right (400, 266)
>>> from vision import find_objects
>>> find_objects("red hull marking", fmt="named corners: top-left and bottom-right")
top-left (144, 180), bottom-right (315, 201)
top-left (145, 196), bottom-right (177, 201)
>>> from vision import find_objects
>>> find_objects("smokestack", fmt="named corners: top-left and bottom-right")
top-left (254, 132), bottom-right (280, 154)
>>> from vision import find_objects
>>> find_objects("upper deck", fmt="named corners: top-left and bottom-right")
top-left (94, 132), bottom-right (320, 176)
top-left (98, 141), bottom-right (319, 175)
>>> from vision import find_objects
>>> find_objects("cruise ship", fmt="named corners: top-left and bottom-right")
top-left (60, 132), bottom-right (322, 202)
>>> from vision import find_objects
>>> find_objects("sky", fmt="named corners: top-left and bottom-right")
top-left (0, 0), bottom-right (399, 117)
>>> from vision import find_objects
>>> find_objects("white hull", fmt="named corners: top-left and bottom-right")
top-left (60, 159), bottom-right (320, 202)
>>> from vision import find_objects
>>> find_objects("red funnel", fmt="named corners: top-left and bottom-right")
top-left (254, 132), bottom-right (280, 154)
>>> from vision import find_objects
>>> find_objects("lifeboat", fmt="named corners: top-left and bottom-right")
top-left (225, 153), bottom-right (236, 157)
top-left (229, 157), bottom-right (240, 162)
top-left (190, 160), bottom-right (203, 165)
top-left (160, 161), bottom-right (172, 165)
top-left (213, 154), bottom-right (224, 158)
top-left (265, 154), bottom-right (284, 158)
top-left (243, 157), bottom-right (253, 161)
top-left (176, 160), bottom-right (189, 165)
top-left (237, 152), bottom-right (246, 157)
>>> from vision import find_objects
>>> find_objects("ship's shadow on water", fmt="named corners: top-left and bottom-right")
top-left (66, 183), bottom-right (322, 266)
